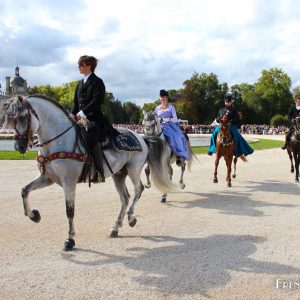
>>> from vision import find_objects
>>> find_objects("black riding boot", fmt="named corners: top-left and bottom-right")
top-left (91, 143), bottom-right (105, 183)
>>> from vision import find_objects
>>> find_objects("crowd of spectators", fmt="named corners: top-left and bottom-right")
top-left (0, 124), bottom-right (288, 136)
top-left (112, 123), bottom-right (288, 135)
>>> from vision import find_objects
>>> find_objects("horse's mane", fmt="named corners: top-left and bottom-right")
top-left (27, 95), bottom-right (70, 117)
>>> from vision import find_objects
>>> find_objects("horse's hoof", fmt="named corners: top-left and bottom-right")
top-left (160, 197), bottom-right (167, 203)
top-left (180, 183), bottom-right (186, 189)
top-left (29, 209), bottom-right (41, 223)
top-left (227, 182), bottom-right (232, 187)
top-left (63, 239), bottom-right (75, 251)
top-left (232, 174), bottom-right (236, 178)
top-left (129, 217), bottom-right (137, 227)
top-left (213, 178), bottom-right (218, 183)
top-left (110, 230), bottom-right (119, 238)
top-left (291, 169), bottom-right (294, 173)
top-left (144, 183), bottom-right (151, 188)
top-left (295, 178), bottom-right (299, 182)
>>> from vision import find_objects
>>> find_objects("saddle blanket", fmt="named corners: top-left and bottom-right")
top-left (101, 130), bottom-right (142, 152)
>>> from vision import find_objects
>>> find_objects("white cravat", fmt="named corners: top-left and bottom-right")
top-left (83, 73), bottom-right (92, 83)
top-left (296, 106), bottom-right (300, 110)
top-left (79, 73), bottom-right (92, 118)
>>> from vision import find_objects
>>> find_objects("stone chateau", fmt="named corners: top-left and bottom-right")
top-left (0, 66), bottom-right (28, 101)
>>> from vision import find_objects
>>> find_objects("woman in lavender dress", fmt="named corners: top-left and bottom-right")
top-left (154, 89), bottom-right (190, 165)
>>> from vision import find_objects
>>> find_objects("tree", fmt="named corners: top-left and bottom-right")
top-left (255, 68), bottom-right (293, 123)
top-left (123, 101), bottom-right (141, 124)
top-left (292, 86), bottom-right (300, 99)
top-left (270, 114), bottom-right (290, 127)
top-left (182, 72), bottom-right (228, 123)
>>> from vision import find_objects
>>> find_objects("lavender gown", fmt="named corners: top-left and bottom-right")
top-left (155, 103), bottom-right (190, 160)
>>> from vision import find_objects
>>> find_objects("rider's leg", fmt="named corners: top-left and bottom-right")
top-left (282, 126), bottom-right (294, 150)
top-left (86, 122), bottom-right (105, 183)
top-left (208, 126), bottom-right (220, 155)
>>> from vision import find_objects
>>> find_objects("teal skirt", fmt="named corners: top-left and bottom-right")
top-left (208, 124), bottom-right (254, 157)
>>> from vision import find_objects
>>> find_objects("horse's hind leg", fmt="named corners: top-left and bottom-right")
top-left (144, 163), bottom-right (151, 188)
top-left (127, 166), bottom-right (145, 226)
top-left (179, 161), bottom-right (186, 189)
top-left (21, 174), bottom-right (53, 222)
top-left (232, 156), bottom-right (238, 178)
top-left (111, 169), bottom-right (130, 237)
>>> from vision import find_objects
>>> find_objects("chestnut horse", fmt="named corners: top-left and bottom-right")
top-left (213, 114), bottom-right (247, 187)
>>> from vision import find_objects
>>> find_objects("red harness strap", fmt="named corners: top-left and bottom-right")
top-left (36, 152), bottom-right (87, 175)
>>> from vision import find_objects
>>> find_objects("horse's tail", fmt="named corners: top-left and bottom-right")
top-left (239, 155), bottom-right (248, 162)
top-left (186, 139), bottom-right (198, 171)
top-left (143, 136), bottom-right (177, 193)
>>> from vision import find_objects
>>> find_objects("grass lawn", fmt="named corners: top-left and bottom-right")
top-left (0, 139), bottom-right (284, 159)
top-left (191, 138), bottom-right (284, 154)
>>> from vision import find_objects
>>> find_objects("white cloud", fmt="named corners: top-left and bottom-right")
top-left (1, 0), bottom-right (300, 104)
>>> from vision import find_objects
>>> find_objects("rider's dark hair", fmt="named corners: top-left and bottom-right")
top-left (78, 55), bottom-right (98, 72)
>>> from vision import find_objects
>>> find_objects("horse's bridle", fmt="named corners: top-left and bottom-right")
top-left (144, 115), bottom-right (163, 137)
top-left (14, 101), bottom-right (40, 148)
top-left (14, 99), bottom-right (74, 149)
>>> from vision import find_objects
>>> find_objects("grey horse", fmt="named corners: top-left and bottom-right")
top-left (0, 95), bottom-right (175, 251)
top-left (142, 111), bottom-right (194, 202)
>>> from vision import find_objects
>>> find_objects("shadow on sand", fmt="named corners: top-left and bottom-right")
top-left (62, 234), bottom-right (299, 297)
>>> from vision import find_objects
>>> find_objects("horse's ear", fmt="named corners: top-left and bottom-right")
top-left (18, 95), bottom-right (24, 102)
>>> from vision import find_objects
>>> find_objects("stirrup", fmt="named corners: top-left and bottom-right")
top-left (91, 172), bottom-right (105, 183)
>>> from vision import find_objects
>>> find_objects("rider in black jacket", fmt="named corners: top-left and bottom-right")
top-left (281, 96), bottom-right (300, 149)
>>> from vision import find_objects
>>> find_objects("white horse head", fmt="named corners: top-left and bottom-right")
top-left (0, 95), bottom-right (40, 153)
top-left (142, 111), bottom-right (162, 136)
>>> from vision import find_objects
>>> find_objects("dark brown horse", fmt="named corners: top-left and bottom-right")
top-left (213, 114), bottom-right (247, 187)
top-left (287, 117), bottom-right (300, 182)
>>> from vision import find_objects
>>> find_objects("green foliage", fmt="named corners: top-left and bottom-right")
top-left (26, 66), bottom-right (296, 125)
top-left (292, 86), bottom-right (300, 99)
top-left (270, 114), bottom-right (290, 127)
top-left (182, 72), bottom-right (228, 123)
top-left (255, 68), bottom-right (293, 121)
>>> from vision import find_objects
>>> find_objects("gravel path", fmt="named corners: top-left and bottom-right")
top-left (0, 147), bottom-right (299, 300)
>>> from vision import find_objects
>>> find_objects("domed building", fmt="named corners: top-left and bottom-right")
top-left (5, 66), bottom-right (28, 97)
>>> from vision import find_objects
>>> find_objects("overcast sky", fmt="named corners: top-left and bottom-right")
top-left (1, 0), bottom-right (300, 105)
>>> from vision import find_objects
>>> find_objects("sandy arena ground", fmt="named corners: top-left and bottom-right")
top-left (0, 144), bottom-right (299, 299)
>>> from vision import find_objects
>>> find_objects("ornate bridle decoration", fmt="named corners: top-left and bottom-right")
top-left (13, 100), bottom-right (40, 148)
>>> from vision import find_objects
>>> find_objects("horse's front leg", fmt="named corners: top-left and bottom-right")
top-left (179, 161), bottom-right (186, 189)
top-left (160, 164), bottom-right (173, 203)
top-left (214, 155), bottom-right (220, 183)
top-left (144, 163), bottom-right (151, 188)
top-left (287, 149), bottom-right (294, 173)
top-left (225, 155), bottom-right (233, 187)
top-left (232, 156), bottom-right (238, 178)
top-left (294, 152), bottom-right (299, 182)
top-left (63, 183), bottom-right (77, 251)
top-left (21, 174), bottom-right (53, 222)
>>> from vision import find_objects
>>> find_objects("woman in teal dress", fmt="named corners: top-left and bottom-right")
top-left (208, 94), bottom-right (254, 157)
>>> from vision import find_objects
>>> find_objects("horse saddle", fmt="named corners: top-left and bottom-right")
top-left (101, 130), bottom-right (143, 152)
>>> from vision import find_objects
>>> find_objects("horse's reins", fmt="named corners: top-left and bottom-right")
top-left (14, 101), bottom-right (40, 148)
